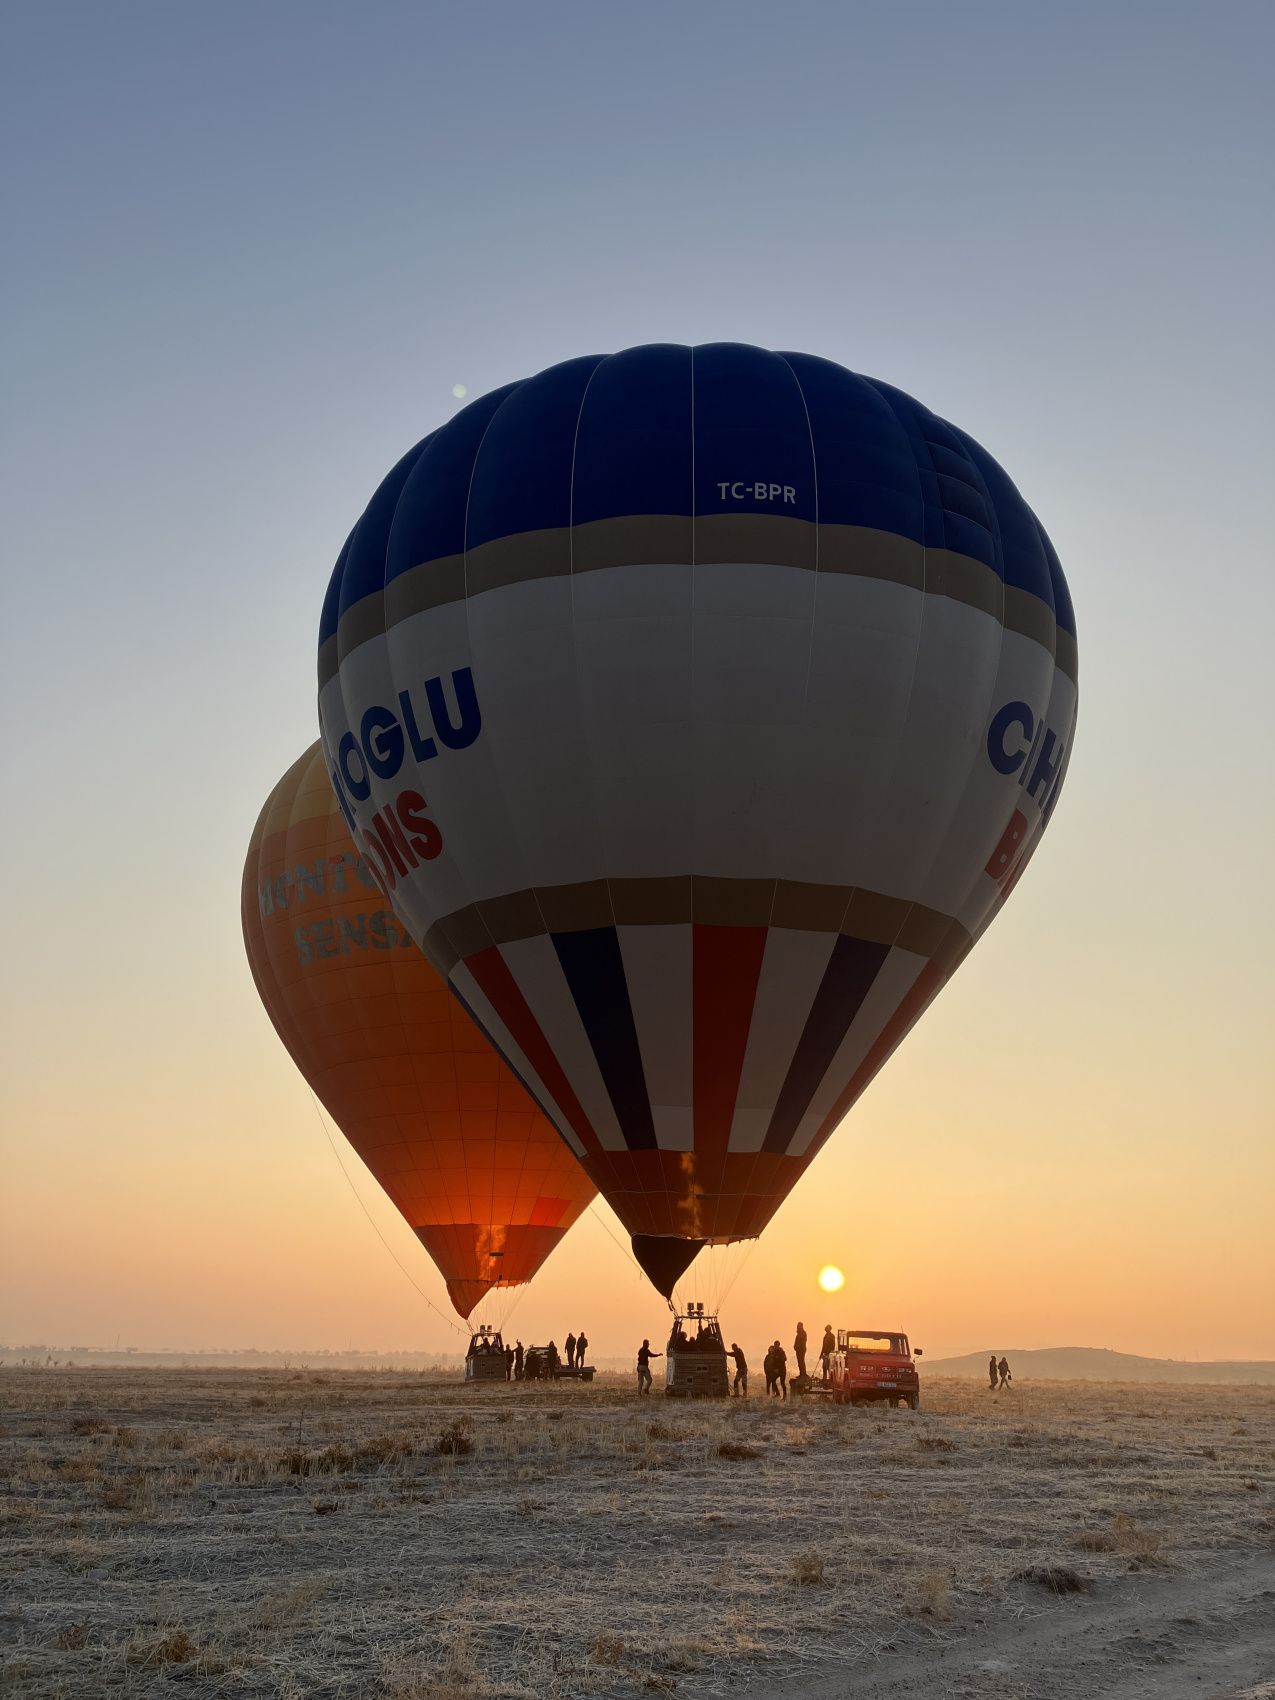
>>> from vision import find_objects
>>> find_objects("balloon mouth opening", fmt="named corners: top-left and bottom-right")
top-left (630, 1235), bottom-right (707, 1299)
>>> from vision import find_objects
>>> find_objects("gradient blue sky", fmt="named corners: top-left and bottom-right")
top-left (3, 3), bottom-right (1272, 1358)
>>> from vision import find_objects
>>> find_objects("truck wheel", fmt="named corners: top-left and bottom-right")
top-left (907, 1394), bottom-right (920, 1411)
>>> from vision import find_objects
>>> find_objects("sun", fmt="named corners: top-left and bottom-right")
top-left (818, 1264), bottom-right (845, 1293)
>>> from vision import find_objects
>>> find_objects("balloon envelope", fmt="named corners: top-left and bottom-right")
top-left (242, 742), bottom-right (596, 1317)
top-left (316, 344), bottom-right (1077, 1296)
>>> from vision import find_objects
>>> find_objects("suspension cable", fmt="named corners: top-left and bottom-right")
top-left (308, 1092), bottom-right (466, 1339)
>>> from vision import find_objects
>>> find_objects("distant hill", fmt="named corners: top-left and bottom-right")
top-left (926, 1347), bottom-right (1275, 1386)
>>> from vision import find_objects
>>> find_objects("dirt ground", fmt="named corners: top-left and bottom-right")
top-left (1, 1369), bottom-right (1272, 1698)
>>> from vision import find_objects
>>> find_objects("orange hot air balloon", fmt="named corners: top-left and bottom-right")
top-left (241, 742), bottom-right (596, 1318)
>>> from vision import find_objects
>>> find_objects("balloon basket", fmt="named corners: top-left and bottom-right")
top-left (664, 1303), bottom-right (729, 1399)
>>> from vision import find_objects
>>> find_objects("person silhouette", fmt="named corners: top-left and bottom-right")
top-left (565, 1331), bottom-right (577, 1369)
top-left (820, 1325), bottom-right (836, 1382)
top-left (988, 1354), bottom-right (998, 1392)
top-left (636, 1338), bottom-right (661, 1395)
top-left (729, 1342), bottom-right (748, 1397)
top-left (575, 1330), bottom-right (589, 1369)
top-left (794, 1322), bottom-right (808, 1380)
top-left (998, 1356), bottom-right (1012, 1390)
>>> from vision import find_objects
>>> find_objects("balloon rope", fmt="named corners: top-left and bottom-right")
top-left (717, 1237), bottom-right (757, 1308)
top-left (308, 1093), bottom-right (467, 1339)
top-left (587, 1199), bottom-right (645, 1278)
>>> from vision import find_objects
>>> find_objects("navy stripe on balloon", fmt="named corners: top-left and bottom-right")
top-left (551, 926), bottom-right (657, 1152)
top-left (466, 355), bottom-right (605, 552)
top-left (319, 343), bottom-right (1075, 652)
top-left (319, 530), bottom-right (354, 650)
top-left (692, 342), bottom-right (817, 524)
top-left (338, 437), bottom-right (434, 623)
top-left (386, 383), bottom-right (521, 587)
top-left (761, 936), bottom-right (891, 1155)
top-left (572, 344), bottom-right (693, 525)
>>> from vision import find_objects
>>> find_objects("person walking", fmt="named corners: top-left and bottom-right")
top-left (575, 1330), bottom-right (588, 1369)
top-left (820, 1325), bottom-right (836, 1382)
top-left (988, 1354), bottom-right (998, 1392)
top-left (794, 1322), bottom-right (808, 1380)
top-left (998, 1356), bottom-right (1012, 1390)
top-left (504, 1345), bottom-right (515, 1381)
top-left (636, 1338), bottom-right (661, 1395)
top-left (565, 1331), bottom-right (577, 1369)
top-left (729, 1342), bottom-right (748, 1397)
top-left (771, 1340), bottom-right (788, 1399)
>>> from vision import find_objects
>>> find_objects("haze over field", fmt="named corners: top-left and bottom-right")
top-left (923, 1348), bottom-right (1275, 1386)
top-left (6, 1346), bottom-right (1274, 1387)
top-left (2, 3), bottom-right (1273, 1364)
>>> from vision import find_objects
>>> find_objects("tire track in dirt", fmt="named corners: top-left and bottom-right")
top-left (768, 1554), bottom-right (1275, 1699)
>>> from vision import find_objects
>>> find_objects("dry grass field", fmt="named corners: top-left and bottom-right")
top-left (2, 1369), bottom-right (1273, 1698)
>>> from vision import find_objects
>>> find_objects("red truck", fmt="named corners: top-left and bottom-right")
top-left (816, 1328), bottom-right (922, 1408)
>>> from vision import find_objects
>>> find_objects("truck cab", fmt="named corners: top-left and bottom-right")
top-left (825, 1329), bottom-right (922, 1408)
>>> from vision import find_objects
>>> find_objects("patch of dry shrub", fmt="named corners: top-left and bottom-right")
top-left (913, 1568), bottom-right (951, 1616)
top-left (917, 1433), bottom-right (956, 1452)
top-left (433, 1419), bottom-right (474, 1457)
top-left (254, 1579), bottom-right (324, 1629)
top-left (1076, 1513), bottom-right (1169, 1567)
top-left (790, 1549), bottom-right (824, 1586)
top-left (590, 1631), bottom-right (626, 1666)
top-left (385, 1628), bottom-right (489, 1698)
top-left (58, 1454), bottom-right (98, 1482)
top-left (126, 1628), bottom-right (197, 1667)
top-left (1016, 1564), bottom-right (1089, 1594)
top-left (717, 1440), bottom-right (761, 1460)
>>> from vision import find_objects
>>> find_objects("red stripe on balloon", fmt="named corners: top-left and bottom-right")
top-left (692, 924), bottom-right (768, 1155)
top-left (805, 958), bottom-right (945, 1161)
top-left (462, 946), bottom-right (605, 1160)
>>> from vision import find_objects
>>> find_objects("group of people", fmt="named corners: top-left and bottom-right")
top-left (501, 1330), bottom-right (590, 1381)
top-left (988, 1354), bottom-right (1012, 1390)
top-left (718, 1322), bottom-right (839, 1398)
top-left (727, 1322), bottom-right (835, 1398)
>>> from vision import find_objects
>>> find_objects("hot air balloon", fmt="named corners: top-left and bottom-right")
top-left (316, 344), bottom-right (1077, 1299)
top-left (241, 742), bottom-right (597, 1318)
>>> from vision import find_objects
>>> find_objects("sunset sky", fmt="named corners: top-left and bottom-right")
top-left (3, 3), bottom-right (1271, 1363)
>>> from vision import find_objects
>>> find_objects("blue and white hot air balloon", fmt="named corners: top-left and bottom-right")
top-left (317, 344), bottom-right (1077, 1298)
